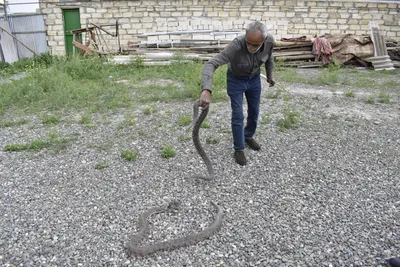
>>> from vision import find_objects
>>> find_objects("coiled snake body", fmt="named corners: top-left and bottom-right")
top-left (126, 100), bottom-right (222, 257)
top-left (126, 201), bottom-right (223, 257)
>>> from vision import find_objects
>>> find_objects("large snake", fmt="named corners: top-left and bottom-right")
top-left (126, 100), bottom-right (222, 257)
top-left (189, 99), bottom-right (215, 181)
top-left (126, 200), bottom-right (223, 257)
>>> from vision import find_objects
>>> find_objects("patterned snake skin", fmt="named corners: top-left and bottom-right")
top-left (126, 201), bottom-right (223, 257)
top-left (126, 100), bottom-right (222, 257)
top-left (190, 99), bottom-right (215, 181)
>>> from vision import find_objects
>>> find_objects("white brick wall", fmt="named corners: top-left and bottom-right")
top-left (39, 0), bottom-right (400, 55)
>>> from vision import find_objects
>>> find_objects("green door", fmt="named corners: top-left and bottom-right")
top-left (63, 9), bottom-right (81, 56)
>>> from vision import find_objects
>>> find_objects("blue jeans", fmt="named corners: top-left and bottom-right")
top-left (227, 70), bottom-right (261, 150)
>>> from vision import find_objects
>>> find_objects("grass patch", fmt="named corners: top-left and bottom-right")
top-left (178, 135), bottom-right (191, 142)
top-left (160, 144), bottom-right (176, 158)
top-left (79, 112), bottom-right (96, 128)
top-left (121, 150), bottom-right (139, 161)
top-left (277, 106), bottom-right (301, 131)
top-left (40, 114), bottom-right (60, 124)
top-left (0, 118), bottom-right (28, 127)
top-left (1, 54), bottom-right (398, 119)
top-left (3, 131), bottom-right (70, 152)
top-left (261, 113), bottom-right (272, 125)
top-left (282, 93), bottom-right (293, 102)
top-left (143, 106), bottom-right (157, 115)
top-left (378, 91), bottom-right (391, 104)
top-left (344, 90), bottom-right (355, 98)
top-left (274, 68), bottom-right (304, 83)
top-left (0, 57), bottom-right (231, 115)
top-left (178, 114), bottom-right (193, 126)
top-left (206, 137), bottom-right (219, 144)
top-left (365, 95), bottom-right (375, 104)
top-left (305, 69), bottom-right (340, 86)
top-left (266, 89), bottom-right (283, 99)
top-left (117, 112), bottom-right (136, 129)
top-left (94, 160), bottom-right (108, 169)
top-left (4, 140), bottom-right (49, 151)
top-left (201, 120), bottom-right (211, 128)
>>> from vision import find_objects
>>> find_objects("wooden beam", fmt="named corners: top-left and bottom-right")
top-left (72, 41), bottom-right (92, 53)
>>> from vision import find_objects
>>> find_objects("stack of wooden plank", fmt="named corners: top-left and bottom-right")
top-left (122, 30), bottom-right (396, 68)
top-left (125, 33), bottom-right (318, 67)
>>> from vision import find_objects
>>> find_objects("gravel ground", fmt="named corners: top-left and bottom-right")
top-left (0, 69), bottom-right (399, 267)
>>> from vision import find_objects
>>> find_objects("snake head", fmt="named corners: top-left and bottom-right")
top-left (168, 199), bottom-right (181, 210)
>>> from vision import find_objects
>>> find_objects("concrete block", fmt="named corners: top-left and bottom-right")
top-left (122, 12), bottom-right (133, 17)
top-left (141, 17), bottom-right (154, 23)
top-left (286, 12), bottom-right (296, 18)
top-left (275, 12), bottom-right (286, 18)
top-left (327, 24), bottom-right (338, 30)
top-left (355, 3), bottom-right (367, 8)
top-left (298, 29), bottom-right (310, 34)
top-left (287, 28), bottom-right (298, 34)
top-left (349, 25), bottom-right (361, 30)
top-left (294, 7), bottom-right (309, 12)
top-left (316, 2), bottom-right (329, 7)
top-left (328, 13), bottom-right (341, 19)
top-left (305, 24), bottom-right (317, 29)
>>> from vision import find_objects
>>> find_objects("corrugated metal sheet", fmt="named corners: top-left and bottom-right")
top-left (0, 21), bottom-right (19, 63)
top-left (8, 14), bottom-right (47, 59)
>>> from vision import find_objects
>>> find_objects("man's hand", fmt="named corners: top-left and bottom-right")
top-left (200, 90), bottom-right (211, 108)
top-left (267, 78), bottom-right (275, 87)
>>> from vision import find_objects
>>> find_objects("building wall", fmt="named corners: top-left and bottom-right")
top-left (39, 0), bottom-right (400, 55)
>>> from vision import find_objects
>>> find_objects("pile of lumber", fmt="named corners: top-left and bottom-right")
top-left (121, 30), bottom-right (397, 68)
top-left (124, 35), bottom-right (318, 67)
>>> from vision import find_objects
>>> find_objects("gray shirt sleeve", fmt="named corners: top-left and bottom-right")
top-left (265, 37), bottom-right (275, 80)
top-left (201, 39), bottom-right (240, 91)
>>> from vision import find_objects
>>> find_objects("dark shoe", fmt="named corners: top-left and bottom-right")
top-left (234, 150), bottom-right (247, 165)
top-left (245, 138), bottom-right (261, 151)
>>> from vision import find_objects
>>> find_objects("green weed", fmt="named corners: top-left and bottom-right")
top-left (344, 90), bottom-right (355, 98)
top-left (206, 137), bottom-right (219, 144)
top-left (365, 95), bottom-right (375, 104)
top-left (266, 89), bottom-right (283, 99)
top-left (121, 150), bottom-right (139, 161)
top-left (4, 140), bottom-right (49, 151)
top-left (261, 113), bottom-right (272, 125)
top-left (178, 135), bottom-right (191, 142)
top-left (40, 114), bottom-right (60, 124)
top-left (0, 118), bottom-right (28, 127)
top-left (161, 144), bottom-right (176, 158)
top-left (79, 112), bottom-right (93, 126)
top-left (143, 106), bottom-right (157, 115)
top-left (178, 114), bottom-right (193, 126)
top-left (378, 91), bottom-right (391, 104)
top-left (3, 131), bottom-right (70, 152)
top-left (95, 161), bottom-right (108, 169)
top-left (117, 115), bottom-right (136, 129)
top-left (201, 121), bottom-right (211, 128)
top-left (277, 106), bottom-right (301, 131)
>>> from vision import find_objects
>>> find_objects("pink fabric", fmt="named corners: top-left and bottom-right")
top-left (313, 37), bottom-right (333, 64)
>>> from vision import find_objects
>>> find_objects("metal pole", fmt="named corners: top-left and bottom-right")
top-left (3, 0), bottom-right (9, 21)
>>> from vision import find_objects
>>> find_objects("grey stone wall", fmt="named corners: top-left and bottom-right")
top-left (39, 0), bottom-right (400, 55)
